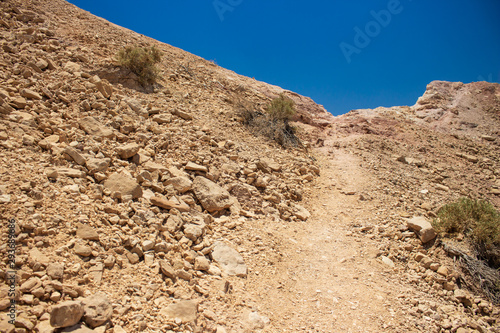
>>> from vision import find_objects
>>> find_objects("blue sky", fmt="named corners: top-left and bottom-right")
top-left (68, 0), bottom-right (500, 116)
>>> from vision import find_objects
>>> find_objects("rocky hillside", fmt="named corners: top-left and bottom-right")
top-left (1, 0), bottom-right (500, 332)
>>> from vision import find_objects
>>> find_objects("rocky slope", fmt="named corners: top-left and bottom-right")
top-left (0, 0), bottom-right (500, 332)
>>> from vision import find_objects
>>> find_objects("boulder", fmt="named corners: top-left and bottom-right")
top-left (103, 173), bottom-right (142, 199)
top-left (192, 176), bottom-right (235, 213)
top-left (82, 293), bottom-right (112, 328)
top-left (50, 301), bottom-right (84, 328)
top-left (407, 216), bottom-right (437, 243)
top-left (211, 242), bottom-right (247, 277)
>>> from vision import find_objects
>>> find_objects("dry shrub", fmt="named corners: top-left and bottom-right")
top-left (233, 94), bottom-right (300, 148)
top-left (433, 197), bottom-right (500, 267)
top-left (116, 46), bottom-right (162, 85)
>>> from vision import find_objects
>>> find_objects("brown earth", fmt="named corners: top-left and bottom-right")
top-left (0, 0), bottom-right (500, 332)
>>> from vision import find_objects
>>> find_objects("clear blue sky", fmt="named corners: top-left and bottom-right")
top-left (68, 0), bottom-right (500, 116)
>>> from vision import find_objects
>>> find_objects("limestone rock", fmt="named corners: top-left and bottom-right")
top-left (164, 176), bottom-right (192, 193)
top-left (211, 242), bottom-right (247, 277)
top-left (79, 117), bottom-right (114, 138)
top-left (294, 204), bottom-right (311, 221)
top-left (407, 216), bottom-right (437, 243)
top-left (150, 196), bottom-right (190, 212)
top-left (95, 80), bottom-right (113, 99)
top-left (74, 244), bottom-right (92, 257)
top-left (86, 158), bottom-right (110, 174)
top-left (64, 146), bottom-right (86, 165)
top-left (117, 143), bottom-right (140, 159)
top-left (82, 293), bottom-right (112, 328)
top-left (185, 162), bottom-right (208, 172)
top-left (194, 256), bottom-right (210, 271)
top-left (20, 88), bottom-right (42, 100)
top-left (76, 223), bottom-right (99, 241)
top-left (103, 173), bottom-right (142, 199)
top-left (159, 300), bottom-right (198, 323)
top-left (192, 176), bottom-right (235, 213)
top-left (50, 301), bottom-right (84, 328)
top-left (183, 224), bottom-right (203, 241)
top-left (46, 263), bottom-right (64, 280)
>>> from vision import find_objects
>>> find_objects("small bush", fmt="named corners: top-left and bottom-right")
top-left (433, 197), bottom-right (500, 266)
top-left (116, 46), bottom-right (162, 85)
top-left (233, 94), bottom-right (301, 148)
top-left (267, 93), bottom-right (296, 121)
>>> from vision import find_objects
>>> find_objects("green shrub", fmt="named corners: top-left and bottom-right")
top-left (267, 93), bottom-right (296, 121)
top-left (433, 197), bottom-right (500, 265)
top-left (233, 94), bottom-right (300, 148)
top-left (116, 46), bottom-right (162, 85)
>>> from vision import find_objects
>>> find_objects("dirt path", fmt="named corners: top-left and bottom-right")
top-left (250, 148), bottom-right (414, 332)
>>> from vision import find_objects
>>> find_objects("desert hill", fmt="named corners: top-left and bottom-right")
top-left (0, 0), bottom-right (499, 332)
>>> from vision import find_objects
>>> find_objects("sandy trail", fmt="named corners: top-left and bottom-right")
top-left (249, 148), bottom-right (413, 332)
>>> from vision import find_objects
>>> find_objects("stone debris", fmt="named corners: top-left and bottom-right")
top-left (211, 242), bottom-right (248, 277)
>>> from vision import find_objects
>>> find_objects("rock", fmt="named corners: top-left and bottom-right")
top-left (0, 318), bottom-right (14, 333)
top-left (159, 260), bottom-right (176, 280)
top-left (192, 176), bottom-right (234, 213)
top-left (46, 263), bottom-right (64, 280)
top-left (294, 204), bottom-right (311, 221)
top-left (152, 113), bottom-right (172, 124)
top-left (79, 117), bottom-right (114, 138)
top-left (164, 176), bottom-right (192, 193)
top-left (20, 88), bottom-right (42, 100)
top-left (171, 109), bottom-right (193, 121)
top-left (257, 158), bottom-right (281, 172)
top-left (50, 301), bottom-right (84, 328)
top-left (10, 96), bottom-right (27, 109)
top-left (150, 196), bottom-right (190, 212)
top-left (64, 61), bottom-right (81, 73)
top-left (20, 277), bottom-right (42, 292)
top-left (406, 216), bottom-right (437, 243)
top-left (185, 162), bottom-right (208, 172)
top-left (82, 293), bottom-right (112, 328)
top-left (246, 311), bottom-right (269, 330)
top-left (14, 315), bottom-right (35, 331)
top-left (481, 135), bottom-right (495, 141)
top-left (49, 167), bottom-right (86, 178)
top-left (117, 143), bottom-right (140, 159)
top-left (60, 323), bottom-right (95, 332)
top-left (126, 252), bottom-right (140, 264)
top-left (94, 80), bottom-right (113, 99)
top-left (38, 135), bottom-right (59, 149)
top-left (64, 147), bottom-right (86, 165)
top-left (454, 289), bottom-right (473, 307)
top-left (103, 173), bottom-right (143, 199)
top-left (36, 320), bottom-right (56, 333)
top-left (86, 158), bottom-right (110, 174)
top-left (76, 223), bottom-right (100, 241)
top-left (194, 256), bottom-right (210, 271)
top-left (159, 300), bottom-right (198, 323)
top-left (437, 265), bottom-right (449, 277)
top-left (211, 242), bottom-right (247, 277)
top-left (29, 248), bottom-right (50, 265)
top-left (74, 244), bottom-right (92, 257)
top-left (381, 256), bottom-right (395, 268)
top-left (0, 194), bottom-right (11, 204)
top-left (183, 224), bottom-right (203, 241)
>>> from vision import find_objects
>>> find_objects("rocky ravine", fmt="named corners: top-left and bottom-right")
top-left (1, 0), bottom-right (500, 332)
